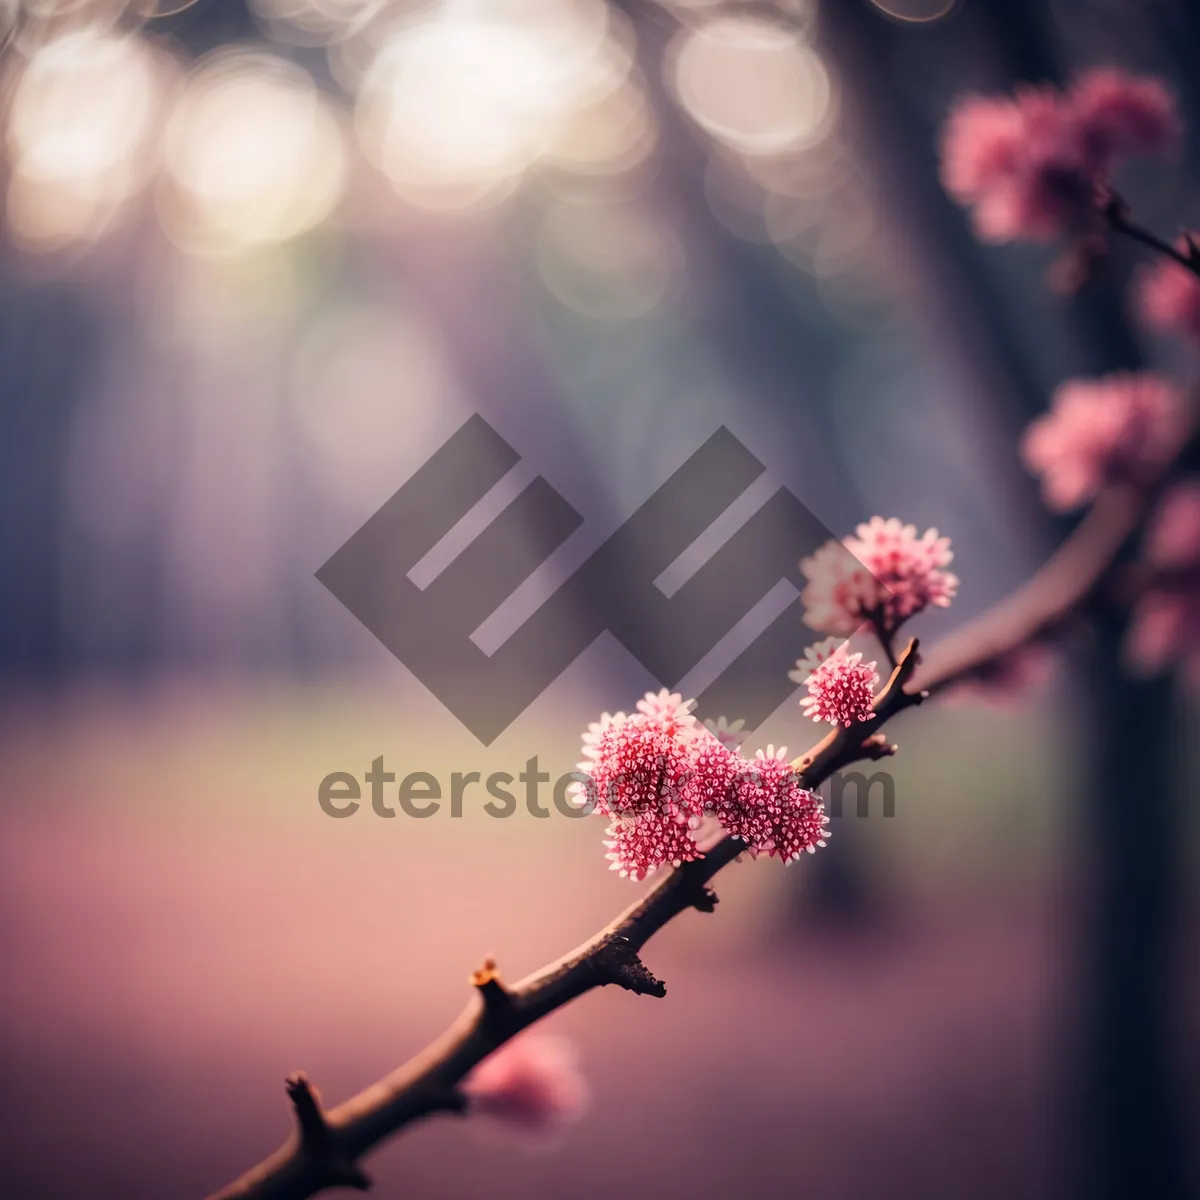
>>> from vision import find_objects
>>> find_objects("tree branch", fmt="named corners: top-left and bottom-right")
top-left (913, 484), bottom-right (1145, 695)
top-left (1104, 200), bottom-right (1200, 280)
top-left (209, 450), bottom-right (1182, 1200)
top-left (208, 642), bottom-right (926, 1200)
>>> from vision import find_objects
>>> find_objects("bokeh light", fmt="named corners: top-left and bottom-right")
top-left (249, 0), bottom-right (383, 49)
top-left (669, 15), bottom-right (833, 159)
top-left (535, 198), bottom-right (680, 319)
top-left (868, 0), bottom-right (957, 24)
top-left (159, 49), bottom-right (345, 255)
top-left (293, 303), bottom-right (465, 506)
top-left (5, 29), bottom-right (168, 250)
top-left (542, 75), bottom-right (658, 181)
top-left (353, 0), bottom-right (633, 211)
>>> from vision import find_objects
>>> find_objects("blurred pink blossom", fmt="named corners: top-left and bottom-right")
top-left (1126, 481), bottom-right (1200, 685)
top-left (464, 1036), bottom-right (588, 1140)
top-left (940, 87), bottom-right (1097, 242)
top-left (797, 540), bottom-right (882, 637)
top-left (940, 69), bottom-right (1177, 243)
top-left (1146, 479), bottom-right (1200, 567)
top-left (1135, 238), bottom-right (1200, 342)
top-left (790, 637), bottom-right (879, 728)
top-left (1021, 373), bottom-right (1187, 510)
top-left (703, 715), bottom-right (747, 750)
top-left (1125, 589), bottom-right (1200, 684)
top-left (1073, 67), bottom-right (1179, 163)
top-left (800, 518), bottom-right (957, 639)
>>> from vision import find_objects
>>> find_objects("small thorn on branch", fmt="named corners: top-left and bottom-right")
top-left (692, 885), bottom-right (718, 914)
top-left (285, 1073), bottom-right (372, 1191)
top-left (470, 956), bottom-right (514, 1018)
top-left (596, 937), bottom-right (666, 997)
top-left (861, 732), bottom-right (897, 760)
top-left (286, 1072), bottom-right (328, 1146)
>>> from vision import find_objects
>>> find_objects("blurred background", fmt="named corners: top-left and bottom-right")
top-left (1, 0), bottom-right (1199, 1196)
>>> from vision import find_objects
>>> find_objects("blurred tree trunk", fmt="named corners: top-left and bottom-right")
top-left (823, 1), bottom-right (1190, 1195)
top-left (1080, 621), bottom-right (1187, 1200)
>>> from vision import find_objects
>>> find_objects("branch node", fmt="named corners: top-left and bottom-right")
top-left (692, 885), bottom-right (719, 914)
top-left (597, 937), bottom-right (666, 997)
top-left (286, 1073), bottom-right (373, 1190)
top-left (285, 1072), bottom-right (328, 1146)
top-left (861, 733), bottom-right (897, 761)
top-left (470, 956), bottom-right (514, 1017)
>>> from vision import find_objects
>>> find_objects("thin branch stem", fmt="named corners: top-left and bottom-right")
top-left (913, 484), bottom-right (1145, 696)
top-left (208, 643), bottom-right (924, 1200)
top-left (1104, 204), bottom-right (1200, 279)
top-left (868, 608), bottom-right (899, 670)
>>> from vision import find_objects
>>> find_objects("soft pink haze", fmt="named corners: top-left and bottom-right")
top-left (464, 1035), bottom-right (589, 1141)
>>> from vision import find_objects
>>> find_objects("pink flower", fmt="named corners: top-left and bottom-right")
top-left (576, 699), bottom-right (832, 876)
top-left (940, 86), bottom-right (1100, 242)
top-left (602, 809), bottom-right (705, 881)
top-left (1125, 481), bottom-right (1200, 684)
top-left (1072, 68), bottom-right (1179, 163)
top-left (846, 518), bottom-right (958, 632)
top-left (789, 637), bottom-right (879, 727)
top-left (801, 519), bottom-right (957, 638)
top-left (464, 1035), bottom-right (588, 1140)
top-left (573, 694), bottom-right (691, 818)
top-left (703, 715), bottom-right (747, 750)
top-left (634, 688), bottom-right (695, 722)
top-left (1135, 238), bottom-right (1200, 342)
top-left (1125, 588), bottom-right (1200, 682)
top-left (719, 747), bottom-right (829, 863)
top-left (1021, 373), bottom-right (1188, 510)
top-left (575, 691), bottom-right (739, 879)
top-left (1146, 479), bottom-right (1200, 568)
top-left (797, 540), bottom-right (882, 637)
top-left (939, 70), bottom-right (1177, 243)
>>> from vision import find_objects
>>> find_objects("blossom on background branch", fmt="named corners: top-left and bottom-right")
top-left (1021, 373), bottom-right (1188, 512)
top-left (940, 67), bottom-right (1177, 245)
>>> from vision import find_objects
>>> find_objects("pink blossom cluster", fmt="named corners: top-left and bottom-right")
top-left (1021, 373), bottom-right (1188, 510)
top-left (574, 690), bottom-right (829, 880)
top-left (719, 747), bottom-right (831, 863)
top-left (789, 637), bottom-right (880, 727)
top-left (1126, 480), bottom-right (1200, 685)
top-left (464, 1035), bottom-right (588, 1141)
top-left (940, 68), bottom-right (1177, 242)
top-left (1135, 236), bottom-right (1200, 343)
top-left (800, 517), bottom-right (958, 638)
